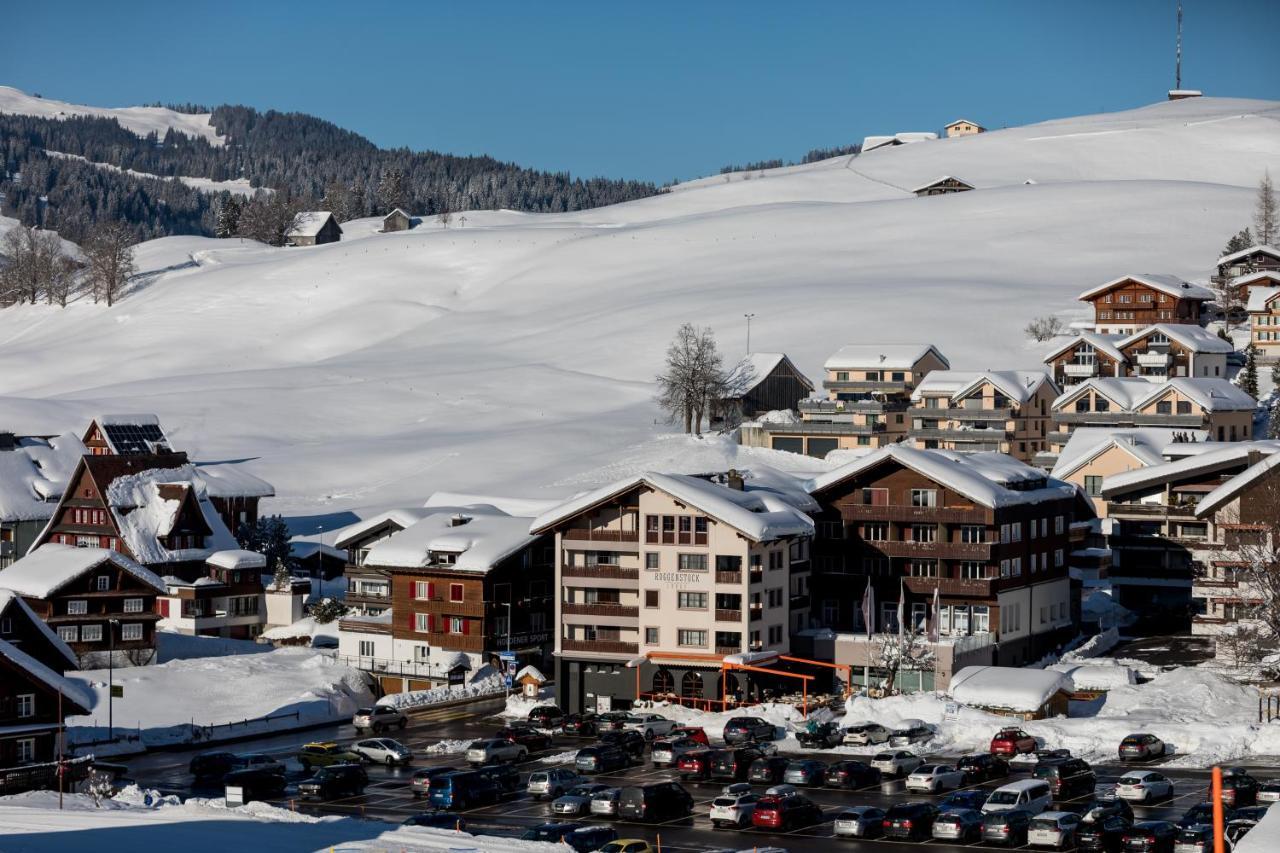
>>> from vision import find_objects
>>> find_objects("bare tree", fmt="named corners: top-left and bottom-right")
top-left (1025, 315), bottom-right (1067, 342)
top-left (0, 225), bottom-right (75, 306)
top-left (655, 323), bottom-right (740, 435)
top-left (84, 222), bottom-right (136, 307)
top-left (875, 630), bottom-right (935, 695)
top-left (437, 191), bottom-right (453, 228)
top-left (1255, 170), bottom-right (1277, 247)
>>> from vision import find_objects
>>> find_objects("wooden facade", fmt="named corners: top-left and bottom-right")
top-left (0, 646), bottom-right (89, 776)
top-left (286, 214), bottom-right (342, 247)
top-left (1045, 338), bottom-right (1125, 387)
top-left (382, 209), bottom-right (412, 232)
top-left (913, 176), bottom-right (975, 197)
top-left (0, 595), bottom-right (77, 674)
top-left (719, 353), bottom-right (814, 424)
top-left (1082, 278), bottom-right (1205, 333)
top-left (1217, 246), bottom-right (1280, 282)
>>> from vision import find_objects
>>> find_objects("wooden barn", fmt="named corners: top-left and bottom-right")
top-left (285, 212), bottom-right (342, 247)
top-left (912, 176), bottom-right (975, 197)
top-left (382, 208), bottom-right (412, 232)
top-left (717, 352), bottom-right (814, 425)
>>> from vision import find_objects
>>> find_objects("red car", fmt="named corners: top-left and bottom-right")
top-left (751, 794), bottom-right (823, 830)
top-left (677, 749), bottom-right (714, 781)
top-left (990, 727), bottom-right (1038, 756)
top-left (670, 726), bottom-right (709, 747)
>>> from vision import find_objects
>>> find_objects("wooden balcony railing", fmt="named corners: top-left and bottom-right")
top-left (563, 528), bottom-right (639, 542)
top-left (902, 575), bottom-right (995, 597)
top-left (837, 504), bottom-right (991, 524)
top-left (715, 609), bottom-right (742, 622)
top-left (560, 638), bottom-right (639, 655)
top-left (866, 540), bottom-right (993, 560)
top-left (562, 565), bottom-right (639, 580)
top-left (715, 570), bottom-right (743, 585)
top-left (561, 602), bottom-right (639, 619)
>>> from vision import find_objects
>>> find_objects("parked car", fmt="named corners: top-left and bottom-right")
top-left (616, 782), bottom-right (694, 821)
top-left (520, 823), bottom-right (583, 843)
top-left (297, 742), bottom-right (362, 771)
top-left (222, 767), bottom-right (287, 804)
top-left (560, 713), bottom-right (599, 737)
top-left (402, 811), bottom-right (465, 830)
top-left (958, 752), bottom-right (1010, 784)
top-left (298, 764), bottom-right (368, 800)
top-left (1256, 778), bottom-right (1280, 803)
top-left (350, 738), bottom-right (413, 766)
top-left (465, 738), bottom-right (527, 767)
top-left (526, 706), bottom-right (566, 729)
top-left (751, 793), bottom-right (823, 831)
top-left (589, 787), bottom-right (623, 818)
top-left (1218, 769), bottom-right (1259, 807)
top-left (709, 790), bottom-right (758, 828)
top-left (352, 705), bottom-right (407, 733)
top-left (527, 768), bottom-right (582, 800)
top-left (1084, 797), bottom-right (1135, 824)
top-left (882, 801), bottom-right (938, 841)
top-left (1177, 803), bottom-right (1232, 828)
top-left (941, 790), bottom-right (991, 812)
top-left (677, 749), bottom-right (715, 781)
top-left (983, 809), bottom-right (1034, 847)
top-left (229, 753), bottom-right (285, 775)
top-left (764, 783), bottom-right (799, 798)
top-left (842, 721), bottom-right (890, 746)
top-left (1029, 811), bottom-right (1082, 850)
top-left (428, 769), bottom-right (498, 810)
top-left (599, 729), bottom-right (647, 760)
top-left (906, 764), bottom-right (965, 793)
top-left (410, 766), bottom-right (455, 799)
top-left (1173, 824), bottom-right (1214, 853)
top-left (1078, 813), bottom-right (1134, 853)
top-left (833, 805), bottom-right (885, 839)
top-left (748, 755), bottom-right (790, 784)
top-left (711, 747), bottom-right (762, 782)
top-left (1226, 818), bottom-right (1259, 847)
top-left (722, 716), bottom-right (776, 744)
top-left (495, 725), bottom-right (552, 752)
top-left (477, 763), bottom-right (520, 799)
top-left (189, 751), bottom-right (237, 780)
top-left (1121, 820), bottom-right (1178, 852)
top-left (825, 759), bottom-right (880, 789)
top-left (870, 750), bottom-right (924, 778)
top-left (669, 726), bottom-right (709, 746)
top-left (595, 711), bottom-right (632, 731)
top-left (651, 737), bottom-right (697, 768)
top-left (888, 719), bottom-right (932, 747)
top-left (622, 713), bottom-right (677, 740)
top-left (991, 727), bottom-right (1039, 756)
top-left (1118, 733), bottom-right (1167, 762)
top-left (1116, 771), bottom-right (1175, 803)
top-left (552, 783), bottom-right (612, 817)
top-left (598, 842), bottom-right (655, 853)
top-left (933, 808), bottom-right (984, 844)
top-left (795, 722), bottom-right (844, 749)
top-left (983, 780), bottom-right (1054, 815)
top-left (1033, 757), bottom-right (1097, 798)
top-left (562, 827), bottom-right (618, 853)
top-left (575, 744), bottom-right (629, 774)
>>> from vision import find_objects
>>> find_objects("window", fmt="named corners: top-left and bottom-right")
top-left (1011, 557), bottom-right (1022, 576)
top-left (768, 625), bottom-right (783, 644)
top-left (81, 624), bottom-right (102, 642)
top-left (1011, 522), bottom-right (1022, 542)
top-left (836, 371), bottom-right (849, 381)
top-left (694, 516), bottom-right (708, 543)
top-left (96, 575), bottom-right (110, 591)
top-left (767, 588), bottom-right (783, 607)
top-left (17, 694), bottom-right (35, 717)
top-left (911, 602), bottom-right (927, 631)
top-left (1030, 553), bottom-right (1038, 572)
top-left (1054, 515), bottom-right (1064, 534)
top-left (678, 629), bottom-right (707, 647)
top-left (960, 526), bottom-right (985, 544)
top-left (910, 489), bottom-right (937, 507)
top-left (1000, 523), bottom-right (1010, 543)
top-left (678, 592), bottom-right (708, 610)
top-left (415, 613), bottom-right (431, 633)
top-left (645, 627), bottom-right (659, 644)
top-left (645, 590), bottom-right (659, 608)
top-left (645, 552), bottom-right (660, 570)
top-left (860, 488), bottom-right (888, 506)
top-left (118, 621), bottom-right (139, 642)
top-left (910, 524), bottom-right (937, 543)
top-left (16, 738), bottom-right (35, 763)
top-left (768, 551), bottom-right (783, 570)
top-left (414, 581), bottom-right (431, 600)
top-left (1055, 549), bottom-right (1064, 567)
top-left (123, 598), bottom-right (143, 613)
top-left (58, 626), bottom-right (79, 643)
top-left (861, 522), bottom-right (888, 541)
top-left (0, 618), bottom-right (9, 635)
top-left (816, 521), bottom-right (843, 539)
top-left (1084, 476), bottom-right (1103, 497)
top-left (450, 583), bottom-right (464, 602)
top-left (358, 640), bottom-right (375, 657)
top-left (960, 561), bottom-right (992, 579)
top-left (972, 605), bottom-right (990, 633)
top-left (645, 515), bottom-right (660, 543)
top-left (449, 616), bottom-right (464, 634)
top-left (678, 515), bottom-right (692, 544)
top-left (67, 600), bottom-right (87, 615)
top-left (678, 553), bottom-right (708, 572)
top-left (909, 559), bottom-right (937, 577)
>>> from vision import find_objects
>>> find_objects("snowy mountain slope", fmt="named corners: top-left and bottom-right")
top-left (44, 151), bottom-right (263, 195)
top-left (1, 97), bottom-right (1277, 520)
top-left (0, 85), bottom-right (221, 145)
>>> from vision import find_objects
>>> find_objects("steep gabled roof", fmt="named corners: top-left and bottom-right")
top-left (944, 118), bottom-right (984, 129)
top-left (1076, 274), bottom-right (1214, 303)
top-left (1053, 377), bottom-right (1155, 412)
top-left (1117, 323), bottom-right (1235, 354)
top-left (1042, 332), bottom-right (1126, 365)
top-left (1247, 286), bottom-right (1280, 312)
top-left (329, 508), bottom-right (437, 550)
top-left (89, 414), bottom-right (172, 455)
top-left (1101, 442), bottom-right (1280, 498)
top-left (910, 175), bottom-right (975, 193)
top-left (0, 589), bottom-right (78, 670)
top-left (1195, 450), bottom-right (1280, 518)
top-left (0, 544), bottom-right (165, 598)
top-left (0, 638), bottom-right (92, 714)
top-left (1054, 376), bottom-right (1256, 414)
top-left (382, 207), bottom-right (411, 221)
top-left (1219, 244), bottom-right (1280, 266)
top-left (1050, 427), bottom-right (1202, 480)
top-left (0, 432), bottom-right (86, 522)
top-left (286, 211), bottom-right (341, 238)
top-left (911, 370), bottom-right (1055, 405)
top-left (824, 344), bottom-right (949, 371)
top-left (735, 352), bottom-right (814, 394)
top-left (1234, 271), bottom-right (1280, 289)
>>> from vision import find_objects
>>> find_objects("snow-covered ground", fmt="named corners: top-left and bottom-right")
top-left (65, 647), bottom-right (372, 753)
top-left (44, 151), bottom-right (266, 196)
top-left (0, 85), bottom-right (222, 144)
top-left (1, 96), bottom-right (1276, 519)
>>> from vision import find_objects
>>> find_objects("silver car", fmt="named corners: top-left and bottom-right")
top-left (782, 759), bottom-right (827, 786)
top-left (465, 738), bottom-right (526, 767)
top-left (350, 737), bottom-right (412, 766)
top-left (932, 809), bottom-right (984, 843)
top-left (589, 787), bottom-right (623, 817)
top-left (833, 806), bottom-right (885, 838)
top-left (870, 750), bottom-right (924, 778)
top-left (842, 722), bottom-right (890, 746)
top-left (1028, 811), bottom-right (1081, 849)
top-left (526, 768), bottom-right (581, 800)
top-left (650, 737), bottom-right (700, 768)
top-left (552, 783), bottom-right (610, 816)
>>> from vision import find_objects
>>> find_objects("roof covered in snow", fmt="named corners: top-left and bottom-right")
top-left (0, 589), bottom-right (78, 669)
top-left (0, 544), bottom-right (165, 599)
top-left (1234, 270), bottom-right (1280, 288)
top-left (207, 549), bottom-right (267, 570)
top-left (944, 118), bottom-right (984, 129)
top-left (1102, 441), bottom-right (1280, 498)
top-left (90, 414), bottom-right (172, 455)
top-left (383, 208), bottom-right (411, 221)
top-left (192, 462), bottom-right (275, 499)
top-left (0, 637), bottom-right (93, 712)
top-left (1042, 332), bottom-right (1126, 365)
top-left (949, 665), bottom-right (1070, 712)
top-left (101, 462), bottom-right (239, 564)
top-left (910, 175), bottom-right (975, 193)
top-left (364, 506), bottom-right (538, 573)
top-left (515, 664), bottom-right (546, 682)
top-left (824, 343), bottom-right (950, 371)
top-left (1047, 662), bottom-right (1137, 691)
top-left (0, 432), bottom-right (87, 522)
top-left (1051, 427), bottom-right (1205, 480)
top-left (1076, 274), bottom-right (1214, 302)
top-left (1247, 286), bottom-right (1280, 312)
top-left (911, 369), bottom-right (1055, 404)
top-left (1054, 376), bottom-right (1256, 413)
top-left (807, 444), bottom-right (1074, 508)
top-left (1219, 244), bottom-right (1280, 266)
top-left (424, 492), bottom-right (566, 518)
top-left (532, 470), bottom-right (815, 542)
top-left (330, 508), bottom-right (437, 550)
top-left (732, 352), bottom-right (813, 394)
top-left (1116, 323), bottom-right (1235, 354)
top-left (1194, 450), bottom-right (1280, 518)
top-left (285, 211), bottom-right (341, 238)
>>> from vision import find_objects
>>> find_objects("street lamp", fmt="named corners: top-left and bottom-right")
top-left (744, 313), bottom-right (756, 354)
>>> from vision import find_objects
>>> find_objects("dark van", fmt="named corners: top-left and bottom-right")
top-left (475, 763), bottom-right (519, 798)
top-left (710, 747), bottom-right (762, 782)
top-left (617, 782), bottom-right (694, 821)
top-left (428, 770), bottom-right (497, 810)
top-left (223, 767), bottom-right (287, 804)
top-left (189, 751), bottom-right (237, 781)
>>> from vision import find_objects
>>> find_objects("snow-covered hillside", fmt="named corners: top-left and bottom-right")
top-left (1, 97), bottom-right (1277, 520)
top-left (0, 85), bottom-right (221, 145)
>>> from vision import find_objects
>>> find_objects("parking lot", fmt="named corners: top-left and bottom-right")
top-left (122, 700), bottom-right (1266, 852)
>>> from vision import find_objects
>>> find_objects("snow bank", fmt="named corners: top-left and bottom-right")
top-left (949, 665), bottom-right (1070, 712)
top-left (1062, 627), bottom-right (1121, 660)
top-left (376, 674), bottom-right (506, 711)
top-left (1048, 662), bottom-right (1137, 691)
top-left (260, 615), bottom-right (338, 645)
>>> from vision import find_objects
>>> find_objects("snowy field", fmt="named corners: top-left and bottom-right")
top-left (0, 95), bottom-right (1277, 524)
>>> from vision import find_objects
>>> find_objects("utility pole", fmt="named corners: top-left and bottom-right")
top-left (743, 313), bottom-right (756, 354)
top-left (1175, 0), bottom-right (1183, 90)
top-left (107, 618), bottom-right (119, 740)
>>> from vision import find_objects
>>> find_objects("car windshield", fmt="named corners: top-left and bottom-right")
top-left (712, 797), bottom-right (739, 807)
top-left (355, 708), bottom-right (373, 715)
top-left (1030, 818), bottom-right (1060, 830)
top-left (987, 791), bottom-right (1020, 805)
top-left (873, 753), bottom-right (893, 761)
top-left (1119, 776), bottom-right (1144, 785)
top-left (1122, 736), bottom-right (1142, 745)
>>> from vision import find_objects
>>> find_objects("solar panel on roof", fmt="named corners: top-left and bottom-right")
top-left (103, 423), bottom-right (169, 455)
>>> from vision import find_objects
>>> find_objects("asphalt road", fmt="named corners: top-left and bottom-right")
top-left (119, 700), bottom-right (1270, 853)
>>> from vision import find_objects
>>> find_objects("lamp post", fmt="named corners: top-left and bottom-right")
top-left (107, 618), bottom-right (119, 740)
top-left (743, 313), bottom-right (756, 354)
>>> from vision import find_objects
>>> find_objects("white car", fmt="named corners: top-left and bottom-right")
top-left (526, 768), bottom-right (580, 800)
top-left (350, 737), bottom-right (413, 766)
top-left (709, 791), bottom-right (758, 828)
top-left (1115, 770), bottom-right (1174, 803)
top-left (465, 738), bottom-right (527, 766)
top-left (1028, 811), bottom-right (1081, 849)
top-left (905, 763), bottom-right (966, 793)
top-left (842, 721), bottom-right (890, 746)
top-left (351, 705), bottom-right (407, 733)
top-left (622, 713), bottom-right (678, 740)
top-left (651, 737), bottom-right (702, 767)
top-left (870, 750), bottom-right (924, 778)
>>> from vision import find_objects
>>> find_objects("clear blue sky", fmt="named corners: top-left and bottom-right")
top-left (4, 1), bottom-right (1278, 183)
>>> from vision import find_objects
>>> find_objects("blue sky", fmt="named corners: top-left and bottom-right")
top-left (4, 1), bottom-right (1278, 183)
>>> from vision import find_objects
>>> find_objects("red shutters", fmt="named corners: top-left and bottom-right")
top-left (427, 582), bottom-right (435, 601)
top-left (157, 599), bottom-right (169, 617)
top-left (408, 610), bottom-right (415, 631)
top-left (461, 618), bottom-right (470, 636)
top-left (427, 613), bottom-right (435, 633)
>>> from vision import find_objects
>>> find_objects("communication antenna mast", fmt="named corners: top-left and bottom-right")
top-left (1175, 1), bottom-right (1183, 90)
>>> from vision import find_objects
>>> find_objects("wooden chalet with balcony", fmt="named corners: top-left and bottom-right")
top-left (1044, 332), bottom-right (1127, 387)
top-left (0, 635), bottom-right (92, 793)
top-left (0, 590), bottom-right (79, 675)
top-left (1248, 285), bottom-right (1280, 359)
top-left (1077, 275), bottom-right (1214, 334)
top-left (332, 509), bottom-right (435, 615)
top-left (1216, 245), bottom-right (1280, 285)
top-left (912, 176), bottom-right (975, 196)
top-left (908, 370), bottom-right (1058, 464)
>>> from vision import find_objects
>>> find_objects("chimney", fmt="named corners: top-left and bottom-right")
top-left (726, 469), bottom-right (745, 491)
top-left (0, 431), bottom-right (15, 451)
top-left (449, 514), bottom-right (471, 527)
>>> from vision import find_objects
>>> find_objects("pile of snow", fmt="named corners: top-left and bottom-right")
top-left (423, 739), bottom-right (473, 756)
top-left (1060, 627), bottom-right (1122, 661)
top-left (65, 647), bottom-right (372, 753)
top-left (1082, 589), bottom-right (1136, 628)
top-left (376, 673), bottom-right (506, 711)
top-left (259, 615), bottom-right (338, 645)
top-left (1048, 662), bottom-right (1137, 691)
top-left (949, 666), bottom-right (1071, 713)
top-left (757, 409), bottom-right (800, 425)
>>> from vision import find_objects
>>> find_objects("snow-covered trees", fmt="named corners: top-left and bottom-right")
top-left (655, 323), bottom-right (752, 435)
top-left (214, 197), bottom-right (242, 237)
top-left (83, 222), bottom-right (135, 307)
top-left (307, 597), bottom-right (349, 624)
top-left (0, 225), bottom-right (76, 306)
top-left (1241, 344), bottom-right (1260, 399)
top-left (377, 170), bottom-right (408, 214)
top-left (1256, 171), bottom-right (1277, 247)
top-left (235, 515), bottom-right (293, 569)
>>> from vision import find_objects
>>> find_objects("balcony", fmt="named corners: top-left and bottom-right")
top-left (1063, 362), bottom-right (1099, 377)
top-left (1108, 503), bottom-right (1199, 518)
top-left (902, 575), bottom-right (995, 597)
top-left (839, 504), bottom-right (990, 524)
top-left (563, 528), bottom-right (639, 543)
top-left (560, 638), bottom-right (638, 656)
top-left (868, 540), bottom-right (993, 560)
top-left (715, 645), bottom-right (741, 655)
top-left (800, 399), bottom-right (903, 415)
top-left (748, 605), bottom-right (763, 622)
top-left (940, 407), bottom-right (1014, 422)
top-left (561, 602), bottom-right (639, 619)
top-left (910, 427), bottom-right (1011, 442)
top-left (1054, 412), bottom-right (1204, 428)
top-left (822, 380), bottom-right (910, 394)
top-left (562, 565), bottom-right (639, 581)
top-left (1135, 351), bottom-right (1172, 367)
top-left (715, 609), bottom-right (742, 622)
top-left (790, 594), bottom-right (811, 609)
top-left (715, 570), bottom-right (742, 585)
top-left (748, 569), bottom-right (764, 584)
top-left (761, 420), bottom-right (886, 435)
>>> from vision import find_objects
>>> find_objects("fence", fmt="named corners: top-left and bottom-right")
top-left (0, 755), bottom-right (93, 796)
top-left (1261, 693), bottom-right (1280, 723)
top-left (68, 709), bottom-right (304, 752)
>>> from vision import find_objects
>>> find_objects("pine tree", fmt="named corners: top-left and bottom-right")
top-left (1241, 344), bottom-right (1260, 399)
top-left (1270, 398), bottom-right (1280, 440)
top-left (1256, 171), bottom-right (1278, 246)
top-left (271, 558), bottom-right (291, 591)
top-left (377, 169), bottom-right (407, 213)
top-left (215, 196), bottom-right (242, 237)
top-left (1223, 228), bottom-right (1253, 257)
top-left (1272, 362), bottom-right (1280, 388)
